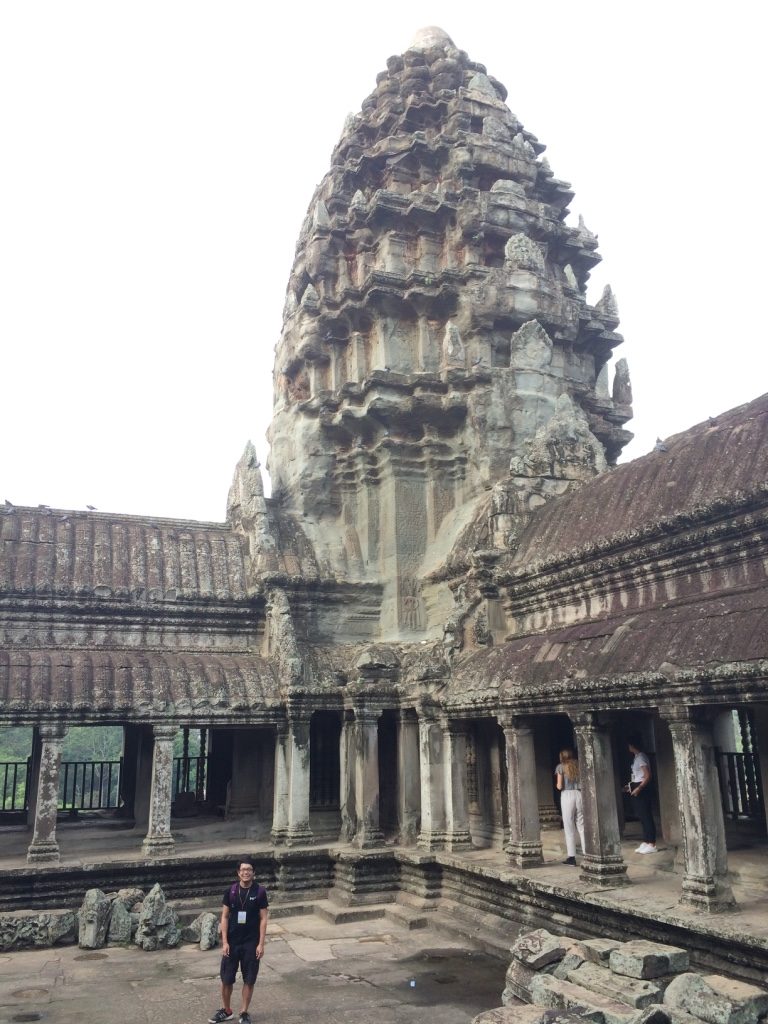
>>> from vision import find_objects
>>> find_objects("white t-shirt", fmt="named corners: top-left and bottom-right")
top-left (631, 752), bottom-right (650, 784)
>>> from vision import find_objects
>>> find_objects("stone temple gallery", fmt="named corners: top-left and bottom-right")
top-left (2, 27), bottom-right (767, 977)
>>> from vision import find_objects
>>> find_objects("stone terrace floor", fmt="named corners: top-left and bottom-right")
top-left (2, 818), bottom-right (768, 947)
top-left (0, 913), bottom-right (507, 1024)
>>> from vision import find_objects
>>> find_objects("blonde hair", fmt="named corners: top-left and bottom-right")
top-left (559, 748), bottom-right (580, 784)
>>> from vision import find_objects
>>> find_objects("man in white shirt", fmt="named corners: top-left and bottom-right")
top-left (625, 734), bottom-right (657, 853)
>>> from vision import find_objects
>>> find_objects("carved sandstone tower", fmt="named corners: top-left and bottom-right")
top-left (267, 27), bottom-right (632, 639)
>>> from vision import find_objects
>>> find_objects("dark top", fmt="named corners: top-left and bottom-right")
top-left (222, 884), bottom-right (269, 944)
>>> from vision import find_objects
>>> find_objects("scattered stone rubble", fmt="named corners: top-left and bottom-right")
top-left (0, 883), bottom-right (219, 952)
top-left (472, 930), bottom-right (768, 1024)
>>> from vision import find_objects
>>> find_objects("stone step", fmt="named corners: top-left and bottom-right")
top-left (567, 962), bottom-right (664, 1009)
top-left (530, 973), bottom-right (638, 1024)
top-left (430, 898), bottom-right (516, 960)
top-left (383, 903), bottom-right (429, 930)
top-left (311, 899), bottom-right (388, 925)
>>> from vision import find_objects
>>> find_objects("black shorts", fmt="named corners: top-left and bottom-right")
top-left (220, 941), bottom-right (260, 986)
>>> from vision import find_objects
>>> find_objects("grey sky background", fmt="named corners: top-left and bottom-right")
top-left (1, 2), bottom-right (765, 522)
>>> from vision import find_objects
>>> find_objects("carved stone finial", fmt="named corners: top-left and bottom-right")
top-left (596, 283), bottom-right (619, 322)
top-left (468, 73), bottom-right (498, 98)
top-left (595, 362), bottom-right (611, 400)
top-left (513, 394), bottom-right (607, 481)
top-left (612, 358), bottom-right (633, 407)
top-left (443, 321), bottom-right (465, 366)
top-left (504, 233), bottom-right (545, 273)
top-left (312, 200), bottom-right (331, 230)
top-left (509, 320), bottom-right (553, 370)
top-left (227, 442), bottom-right (278, 577)
top-left (576, 214), bottom-right (598, 246)
top-left (409, 26), bottom-right (454, 50)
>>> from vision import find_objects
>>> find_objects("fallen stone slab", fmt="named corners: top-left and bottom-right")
top-left (530, 973), bottom-right (637, 1024)
top-left (107, 899), bottom-right (133, 946)
top-left (553, 952), bottom-right (587, 981)
top-left (664, 973), bottom-right (768, 1024)
top-left (78, 888), bottom-right (111, 949)
top-left (634, 1002), bottom-right (704, 1024)
top-left (134, 883), bottom-right (181, 951)
top-left (512, 930), bottom-right (577, 969)
top-left (610, 941), bottom-right (689, 980)
top-left (504, 960), bottom-right (537, 1002)
top-left (0, 910), bottom-right (77, 952)
top-left (473, 1008), bottom-right (590, 1024)
top-left (571, 939), bottom-right (622, 965)
top-left (568, 961), bottom-right (663, 1009)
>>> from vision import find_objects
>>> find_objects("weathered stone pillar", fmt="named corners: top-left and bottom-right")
top-left (352, 706), bottom-right (384, 848)
top-left (141, 724), bottom-right (178, 858)
top-left (271, 722), bottom-right (289, 844)
top-left (417, 713), bottom-right (446, 850)
top-left (500, 715), bottom-right (543, 868)
top-left (27, 723), bottom-right (67, 864)
top-left (442, 718), bottom-right (472, 850)
top-left (284, 712), bottom-right (313, 846)
top-left (571, 712), bottom-right (628, 886)
top-left (397, 710), bottom-right (420, 844)
top-left (665, 706), bottom-right (735, 911)
top-left (339, 711), bottom-right (357, 842)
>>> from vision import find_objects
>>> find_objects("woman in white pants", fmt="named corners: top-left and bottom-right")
top-left (554, 748), bottom-right (586, 866)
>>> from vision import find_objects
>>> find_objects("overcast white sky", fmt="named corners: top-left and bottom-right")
top-left (1, 2), bottom-right (765, 522)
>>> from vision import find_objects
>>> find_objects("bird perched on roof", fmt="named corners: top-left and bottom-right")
top-left (653, 438), bottom-right (668, 453)
top-left (86, 504), bottom-right (97, 511)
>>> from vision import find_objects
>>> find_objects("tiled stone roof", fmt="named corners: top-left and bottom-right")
top-left (0, 649), bottom-right (279, 719)
top-left (511, 394), bottom-right (768, 571)
top-left (0, 508), bottom-right (249, 603)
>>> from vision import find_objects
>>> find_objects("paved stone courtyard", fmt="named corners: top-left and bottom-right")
top-left (0, 914), bottom-right (506, 1024)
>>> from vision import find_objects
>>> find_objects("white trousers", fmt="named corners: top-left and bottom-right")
top-left (561, 789), bottom-right (586, 857)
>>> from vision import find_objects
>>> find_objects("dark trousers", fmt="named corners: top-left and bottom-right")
top-left (633, 788), bottom-right (656, 843)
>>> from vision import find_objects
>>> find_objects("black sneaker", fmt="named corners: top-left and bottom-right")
top-left (209, 1010), bottom-right (234, 1023)
top-left (563, 856), bottom-right (576, 866)
top-left (239, 1014), bottom-right (252, 1024)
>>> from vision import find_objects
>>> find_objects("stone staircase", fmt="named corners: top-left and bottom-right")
top-left (476, 929), bottom-right (768, 1024)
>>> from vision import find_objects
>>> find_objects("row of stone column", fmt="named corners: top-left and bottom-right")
top-left (24, 704), bottom-right (735, 914)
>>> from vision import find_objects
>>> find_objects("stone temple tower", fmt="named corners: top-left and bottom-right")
top-left (266, 27), bottom-right (632, 640)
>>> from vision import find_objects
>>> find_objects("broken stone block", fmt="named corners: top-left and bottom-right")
top-left (199, 912), bottom-right (219, 950)
top-left (530, 974), bottom-right (637, 1024)
top-left (553, 952), bottom-right (586, 981)
top-left (134, 883), bottom-right (181, 951)
top-left (114, 887), bottom-right (144, 910)
top-left (568, 961), bottom-right (663, 1008)
top-left (504, 959), bottom-right (537, 1002)
top-left (107, 899), bottom-right (133, 945)
top-left (634, 1003), bottom-right (703, 1024)
top-left (610, 941), bottom-right (689, 980)
top-left (181, 911), bottom-right (219, 950)
top-left (571, 939), bottom-right (622, 965)
top-left (511, 929), bottom-right (576, 969)
top-left (664, 973), bottom-right (768, 1024)
top-left (472, 1007), bottom-right (548, 1024)
top-left (0, 911), bottom-right (77, 952)
top-left (78, 889), bottom-right (112, 949)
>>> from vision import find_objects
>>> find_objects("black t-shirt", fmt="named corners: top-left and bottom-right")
top-left (222, 884), bottom-right (269, 944)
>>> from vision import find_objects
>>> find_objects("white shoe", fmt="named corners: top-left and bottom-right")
top-left (635, 843), bottom-right (650, 853)
top-left (639, 844), bottom-right (658, 854)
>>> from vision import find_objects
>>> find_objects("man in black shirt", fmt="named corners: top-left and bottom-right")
top-left (209, 858), bottom-right (269, 1024)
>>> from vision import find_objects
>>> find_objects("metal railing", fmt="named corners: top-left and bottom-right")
top-left (716, 751), bottom-right (763, 821)
top-left (173, 755), bottom-right (206, 800)
top-left (1, 760), bottom-right (31, 811)
top-left (59, 759), bottom-right (122, 812)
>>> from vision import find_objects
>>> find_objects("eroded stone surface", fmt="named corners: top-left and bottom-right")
top-left (78, 889), bottom-right (111, 949)
top-left (511, 930), bottom-right (576, 969)
top-left (610, 941), bottom-right (689, 980)
top-left (134, 883), bottom-right (181, 951)
top-left (664, 973), bottom-right (768, 1024)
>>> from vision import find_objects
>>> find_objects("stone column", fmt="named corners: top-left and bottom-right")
top-left (339, 711), bottom-right (357, 842)
top-left (571, 712), bottom-right (628, 886)
top-left (665, 706), bottom-right (735, 911)
top-left (284, 713), bottom-right (313, 846)
top-left (271, 722), bottom-right (289, 844)
top-left (417, 713), bottom-right (446, 850)
top-left (27, 723), bottom-right (67, 864)
top-left (397, 711), bottom-right (420, 845)
top-left (500, 715), bottom-right (543, 868)
top-left (141, 724), bottom-right (178, 858)
top-left (442, 718), bottom-right (472, 850)
top-left (352, 706), bottom-right (384, 848)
